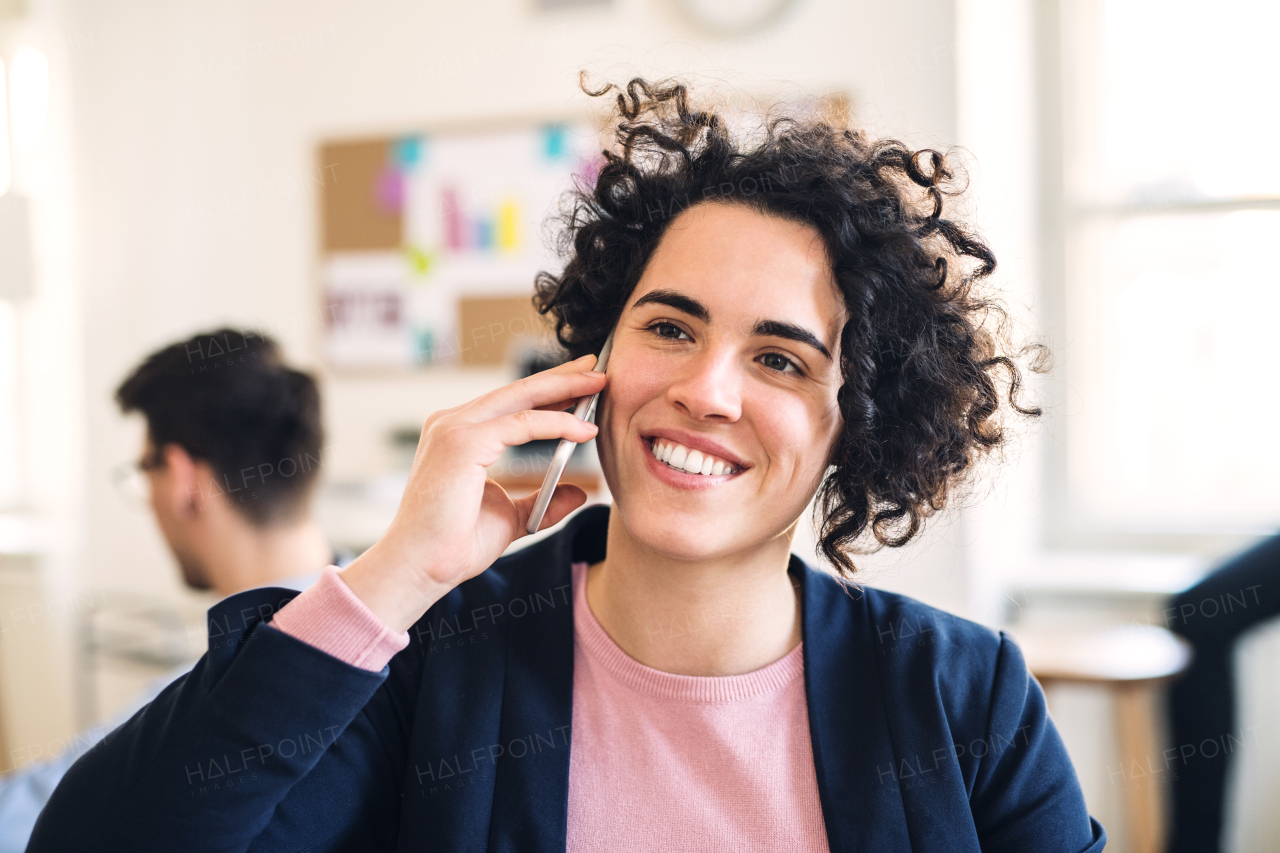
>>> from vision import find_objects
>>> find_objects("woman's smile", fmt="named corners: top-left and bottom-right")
top-left (638, 432), bottom-right (746, 490)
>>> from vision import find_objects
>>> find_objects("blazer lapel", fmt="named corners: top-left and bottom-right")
top-left (798, 556), bottom-right (914, 851)
top-left (399, 575), bottom-right (512, 852)
top-left (486, 507), bottom-right (606, 852)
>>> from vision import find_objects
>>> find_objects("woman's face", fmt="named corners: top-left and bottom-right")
top-left (596, 202), bottom-right (846, 563)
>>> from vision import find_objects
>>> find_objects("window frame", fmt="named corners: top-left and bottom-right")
top-left (1033, 0), bottom-right (1280, 556)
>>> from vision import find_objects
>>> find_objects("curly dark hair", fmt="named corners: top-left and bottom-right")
top-left (533, 76), bottom-right (1046, 579)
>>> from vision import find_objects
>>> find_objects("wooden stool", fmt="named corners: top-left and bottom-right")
top-left (1009, 625), bottom-right (1192, 853)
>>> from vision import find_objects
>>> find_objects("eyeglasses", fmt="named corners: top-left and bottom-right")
top-left (110, 450), bottom-right (163, 507)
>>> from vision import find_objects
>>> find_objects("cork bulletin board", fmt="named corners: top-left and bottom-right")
top-left (317, 122), bottom-right (604, 370)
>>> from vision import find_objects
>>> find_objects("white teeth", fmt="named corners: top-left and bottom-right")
top-left (648, 438), bottom-right (738, 477)
top-left (668, 444), bottom-right (688, 469)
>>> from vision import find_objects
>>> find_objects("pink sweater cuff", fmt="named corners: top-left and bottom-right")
top-left (270, 566), bottom-right (409, 671)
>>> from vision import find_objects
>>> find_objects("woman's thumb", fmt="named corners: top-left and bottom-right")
top-left (520, 484), bottom-right (589, 534)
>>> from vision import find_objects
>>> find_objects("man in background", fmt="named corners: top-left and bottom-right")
top-left (0, 328), bottom-right (345, 851)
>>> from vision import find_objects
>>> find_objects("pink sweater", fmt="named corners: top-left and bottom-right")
top-left (272, 562), bottom-right (830, 851)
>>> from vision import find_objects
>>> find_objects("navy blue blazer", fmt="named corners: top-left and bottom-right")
top-left (29, 504), bottom-right (1105, 852)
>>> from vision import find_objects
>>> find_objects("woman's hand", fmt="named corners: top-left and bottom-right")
top-left (340, 354), bottom-right (607, 632)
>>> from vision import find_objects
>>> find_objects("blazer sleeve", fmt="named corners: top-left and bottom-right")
top-left (969, 632), bottom-right (1107, 853)
top-left (25, 587), bottom-right (414, 853)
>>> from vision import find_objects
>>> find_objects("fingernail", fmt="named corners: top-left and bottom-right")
top-left (587, 370), bottom-right (605, 377)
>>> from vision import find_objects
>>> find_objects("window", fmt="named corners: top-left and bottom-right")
top-left (1042, 0), bottom-right (1280, 548)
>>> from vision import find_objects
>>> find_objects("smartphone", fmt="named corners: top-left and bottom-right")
top-left (525, 329), bottom-right (616, 535)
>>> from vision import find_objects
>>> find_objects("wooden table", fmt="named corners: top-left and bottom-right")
top-left (1009, 624), bottom-right (1193, 853)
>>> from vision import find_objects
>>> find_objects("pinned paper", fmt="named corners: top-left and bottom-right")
top-left (320, 123), bottom-right (602, 369)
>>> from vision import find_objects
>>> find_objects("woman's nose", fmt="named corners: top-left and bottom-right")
top-left (666, 346), bottom-right (743, 422)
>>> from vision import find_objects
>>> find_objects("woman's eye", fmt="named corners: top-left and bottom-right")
top-left (648, 321), bottom-right (689, 341)
top-left (760, 352), bottom-right (801, 374)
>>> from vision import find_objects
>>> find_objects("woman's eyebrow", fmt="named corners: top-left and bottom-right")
top-left (631, 289), bottom-right (833, 360)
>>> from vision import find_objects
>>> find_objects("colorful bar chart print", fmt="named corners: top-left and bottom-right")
top-left (320, 123), bottom-right (604, 369)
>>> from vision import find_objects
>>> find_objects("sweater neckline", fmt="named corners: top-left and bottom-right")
top-left (570, 560), bottom-right (805, 703)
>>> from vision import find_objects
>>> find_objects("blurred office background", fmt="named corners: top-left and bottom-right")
top-left (0, 0), bottom-right (1276, 850)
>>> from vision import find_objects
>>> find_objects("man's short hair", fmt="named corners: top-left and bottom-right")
top-left (115, 328), bottom-right (324, 527)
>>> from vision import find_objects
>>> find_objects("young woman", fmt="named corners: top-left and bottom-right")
top-left (30, 79), bottom-right (1105, 852)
